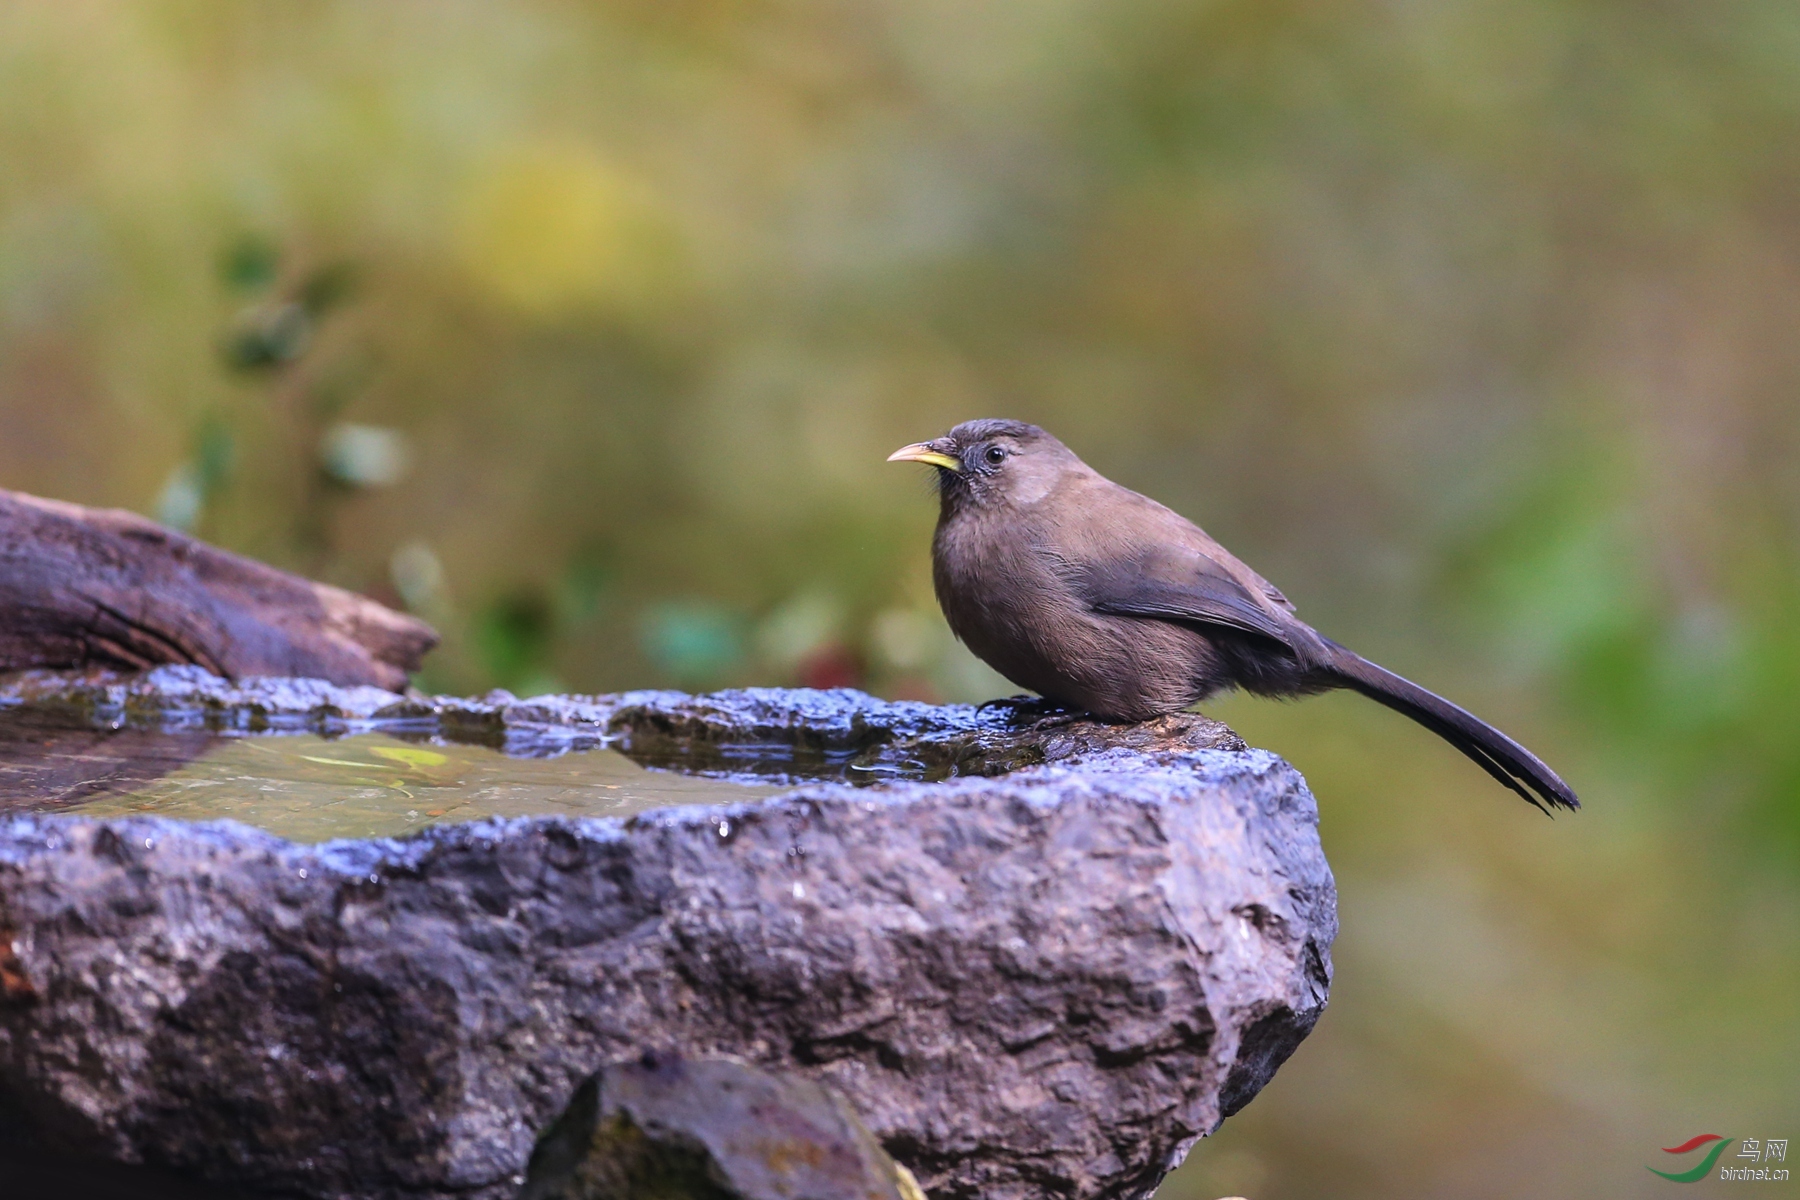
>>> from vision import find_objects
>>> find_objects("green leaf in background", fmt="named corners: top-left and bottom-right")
top-left (475, 589), bottom-right (558, 692)
top-left (639, 601), bottom-right (744, 688)
top-left (220, 234), bottom-right (279, 294)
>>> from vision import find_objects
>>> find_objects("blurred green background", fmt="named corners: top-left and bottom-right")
top-left (0, 2), bottom-right (1794, 1196)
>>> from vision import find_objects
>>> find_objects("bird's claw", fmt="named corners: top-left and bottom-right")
top-left (1026, 711), bottom-right (1085, 731)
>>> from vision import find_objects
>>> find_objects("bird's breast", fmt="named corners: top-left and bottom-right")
top-left (931, 517), bottom-right (1057, 646)
top-left (930, 512), bottom-right (1209, 718)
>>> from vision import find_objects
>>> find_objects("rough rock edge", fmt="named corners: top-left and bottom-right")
top-left (0, 665), bottom-right (1246, 779)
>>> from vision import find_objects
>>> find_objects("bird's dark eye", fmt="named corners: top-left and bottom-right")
top-left (984, 445), bottom-right (1006, 465)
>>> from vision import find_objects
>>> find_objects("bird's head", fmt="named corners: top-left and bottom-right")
top-left (887, 419), bottom-right (1079, 512)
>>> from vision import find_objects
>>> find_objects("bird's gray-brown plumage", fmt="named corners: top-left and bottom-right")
top-left (889, 419), bottom-right (1577, 812)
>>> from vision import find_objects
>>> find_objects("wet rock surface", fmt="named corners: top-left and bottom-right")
top-left (520, 1054), bottom-right (925, 1200)
top-left (0, 665), bottom-right (1246, 778)
top-left (0, 670), bottom-right (1334, 1200)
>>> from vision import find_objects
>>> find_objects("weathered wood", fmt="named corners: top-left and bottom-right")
top-left (0, 488), bottom-right (435, 691)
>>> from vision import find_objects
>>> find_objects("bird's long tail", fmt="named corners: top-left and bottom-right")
top-left (1322, 645), bottom-right (1577, 813)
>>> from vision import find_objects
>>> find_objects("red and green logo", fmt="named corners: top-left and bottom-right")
top-left (1650, 1134), bottom-right (1734, 1182)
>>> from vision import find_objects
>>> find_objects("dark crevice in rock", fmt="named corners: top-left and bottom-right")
top-left (521, 1055), bottom-right (926, 1200)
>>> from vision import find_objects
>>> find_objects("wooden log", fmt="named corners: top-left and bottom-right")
top-left (0, 488), bottom-right (436, 692)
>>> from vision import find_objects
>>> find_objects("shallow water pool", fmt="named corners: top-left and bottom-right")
top-left (0, 717), bottom-right (790, 842)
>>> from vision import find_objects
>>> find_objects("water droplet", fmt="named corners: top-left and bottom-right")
top-left (717, 820), bottom-right (731, 838)
top-left (368, 873), bottom-right (379, 884)
top-left (791, 881), bottom-right (806, 900)
top-left (298, 868), bottom-right (308, 880)
top-left (143, 838), bottom-right (154, 850)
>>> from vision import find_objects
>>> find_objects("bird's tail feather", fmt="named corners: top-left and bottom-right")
top-left (1323, 645), bottom-right (1578, 813)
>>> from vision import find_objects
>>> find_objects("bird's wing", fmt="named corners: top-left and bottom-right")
top-left (1074, 542), bottom-right (1303, 648)
top-left (1045, 480), bottom-right (1323, 658)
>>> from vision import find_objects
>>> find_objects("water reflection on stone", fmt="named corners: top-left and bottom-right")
top-left (0, 713), bottom-right (219, 812)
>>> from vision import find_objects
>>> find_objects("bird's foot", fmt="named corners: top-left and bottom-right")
top-left (1027, 710), bottom-right (1087, 731)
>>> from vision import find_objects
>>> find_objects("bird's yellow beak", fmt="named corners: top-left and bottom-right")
top-left (886, 441), bottom-right (962, 471)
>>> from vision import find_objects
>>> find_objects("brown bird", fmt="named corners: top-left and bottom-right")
top-left (889, 419), bottom-right (1576, 812)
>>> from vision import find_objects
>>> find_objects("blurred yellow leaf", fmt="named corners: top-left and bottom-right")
top-left (370, 746), bottom-right (450, 769)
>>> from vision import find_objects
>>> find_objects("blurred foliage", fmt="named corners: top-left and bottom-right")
top-left (0, 2), bottom-right (1795, 1196)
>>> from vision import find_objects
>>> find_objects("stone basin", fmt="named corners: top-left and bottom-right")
top-left (0, 666), bottom-right (1336, 1200)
